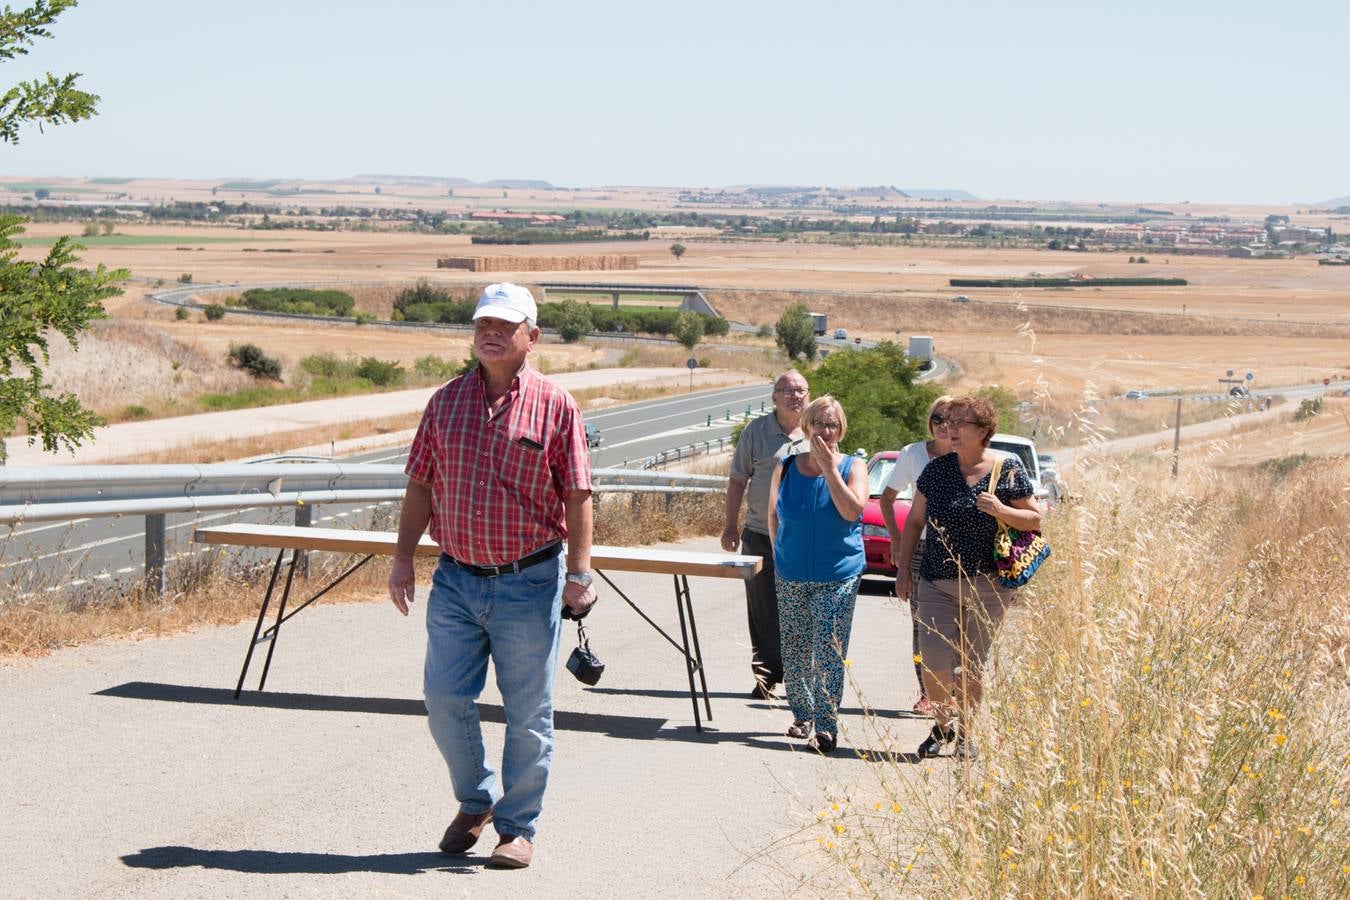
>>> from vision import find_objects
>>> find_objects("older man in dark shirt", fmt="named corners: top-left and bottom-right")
top-left (389, 283), bottom-right (596, 870)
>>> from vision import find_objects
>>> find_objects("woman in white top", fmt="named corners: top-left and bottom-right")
top-left (879, 395), bottom-right (953, 714)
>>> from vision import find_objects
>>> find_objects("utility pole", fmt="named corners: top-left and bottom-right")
top-left (1171, 399), bottom-right (1182, 478)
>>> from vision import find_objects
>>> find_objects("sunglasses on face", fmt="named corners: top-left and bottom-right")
top-left (929, 414), bottom-right (948, 425)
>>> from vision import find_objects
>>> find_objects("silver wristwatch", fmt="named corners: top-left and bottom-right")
top-left (565, 571), bottom-right (593, 588)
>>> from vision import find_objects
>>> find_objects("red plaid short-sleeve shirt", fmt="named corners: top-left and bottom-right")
top-left (405, 364), bottom-right (592, 565)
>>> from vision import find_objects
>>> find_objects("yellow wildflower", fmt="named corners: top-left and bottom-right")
top-left (1273, 734), bottom-right (1287, 747)
top-left (1267, 708), bottom-right (1285, 720)
top-left (913, 654), bottom-right (922, 665)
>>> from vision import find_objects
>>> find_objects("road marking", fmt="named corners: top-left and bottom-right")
top-left (115, 566), bottom-right (136, 575)
top-left (10, 517), bottom-right (93, 537)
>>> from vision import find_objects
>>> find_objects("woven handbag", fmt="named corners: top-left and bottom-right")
top-left (988, 457), bottom-right (1051, 589)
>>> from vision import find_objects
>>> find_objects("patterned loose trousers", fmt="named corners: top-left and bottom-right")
top-left (775, 574), bottom-right (861, 737)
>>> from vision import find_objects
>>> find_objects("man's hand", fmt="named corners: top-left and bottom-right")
top-left (888, 538), bottom-right (904, 568)
top-left (562, 580), bottom-right (597, 618)
top-left (720, 524), bottom-right (740, 553)
top-left (895, 570), bottom-right (913, 601)
top-left (388, 556), bottom-right (416, 616)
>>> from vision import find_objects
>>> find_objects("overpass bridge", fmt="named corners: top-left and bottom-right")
top-left (534, 282), bottom-right (719, 318)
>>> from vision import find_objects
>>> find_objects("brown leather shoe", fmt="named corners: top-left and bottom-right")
top-left (488, 833), bottom-right (534, 869)
top-left (437, 807), bottom-right (493, 855)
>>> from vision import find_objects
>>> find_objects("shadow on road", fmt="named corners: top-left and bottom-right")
top-left (120, 845), bottom-right (489, 875)
top-left (95, 681), bottom-right (668, 740)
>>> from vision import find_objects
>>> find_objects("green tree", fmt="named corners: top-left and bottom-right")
top-left (774, 302), bottom-right (817, 361)
top-left (555, 297), bottom-right (593, 342)
top-left (100, 219), bottom-right (113, 236)
top-left (803, 342), bottom-right (937, 455)
top-left (0, 1), bottom-right (98, 144)
top-left (670, 242), bottom-right (686, 261)
top-left (1, 1), bottom-right (124, 462)
top-left (672, 310), bottom-right (704, 350)
top-left (972, 384), bottom-right (1025, 435)
top-left (33, 186), bottom-right (49, 199)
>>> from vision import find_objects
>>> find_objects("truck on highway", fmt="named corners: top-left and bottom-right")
top-left (810, 312), bottom-right (827, 335)
top-left (908, 335), bottom-right (934, 365)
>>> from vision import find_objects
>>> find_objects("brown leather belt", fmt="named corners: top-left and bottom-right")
top-left (446, 541), bottom-right (562, 578)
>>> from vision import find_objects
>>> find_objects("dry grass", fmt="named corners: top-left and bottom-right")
top-left (793, 454), bottom-right (1350, 896)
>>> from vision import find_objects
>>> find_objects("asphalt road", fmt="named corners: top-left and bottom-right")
top-left (0, 534), bottom-right (930, 898)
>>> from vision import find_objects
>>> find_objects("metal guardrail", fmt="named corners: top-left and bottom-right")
top-left (639, 437), bottom-right (732, 470)
top-left (0, 463), bottom-right (725, 524)
top-left (0, 463), bottom-right (727, 594)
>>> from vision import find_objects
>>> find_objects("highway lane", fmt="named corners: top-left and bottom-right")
top-left (1, 382), bottom-right (773, 597)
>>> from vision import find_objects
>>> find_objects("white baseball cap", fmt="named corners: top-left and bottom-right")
top-left (473, 282), bottom-right (537, 324)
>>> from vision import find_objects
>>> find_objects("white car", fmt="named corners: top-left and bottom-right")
top-left (1125, 390), bottom-right (1148, 400)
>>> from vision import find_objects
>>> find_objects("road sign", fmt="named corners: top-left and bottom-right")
top-left (686, 357), bottom-right (697, 369)
top-left (1246, 372), bottom-right (1254, 381)
top-left (1226, 369), bottom-right (1234, 377)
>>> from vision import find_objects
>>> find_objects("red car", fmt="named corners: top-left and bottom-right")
top-left (861, 451), bottom-right (911, 577)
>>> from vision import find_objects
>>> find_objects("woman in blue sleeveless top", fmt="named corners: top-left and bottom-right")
top-left (766, 395), bottom-right (867, 753)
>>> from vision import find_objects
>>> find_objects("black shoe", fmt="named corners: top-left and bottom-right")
top-left (954, 735), bottom-right (978, 760)
top-left (809, 732), bottom-right (836, 754)
top-left (917, 724), bottom-right (955, 758)
top-left (750, 682), bottom-right (777, 700)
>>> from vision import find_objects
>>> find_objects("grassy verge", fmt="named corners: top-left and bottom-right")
top-left (796, 454), bottom-right (1350, 895)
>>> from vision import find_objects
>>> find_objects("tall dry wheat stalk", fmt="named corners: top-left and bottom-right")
top-left (796, 454), bottom-right (1349, 897)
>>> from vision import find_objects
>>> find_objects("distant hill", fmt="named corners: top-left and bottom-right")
top-left (482, 179), bottom-right (555, 190)
top-left (350, 175), bottom-right (556, 190)
top-left (901, 188), bottom-right (978, 201)
top-left (1315, 194), bottom-right (1350, 208)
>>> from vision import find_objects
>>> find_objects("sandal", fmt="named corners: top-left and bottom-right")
top-left (810, 732), bottom-right (836, 754)
top-left (786, 720), bottom-right (810, 739)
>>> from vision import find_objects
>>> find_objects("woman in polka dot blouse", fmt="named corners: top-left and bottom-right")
top-left (894, 395), bottom-right (1042, 759)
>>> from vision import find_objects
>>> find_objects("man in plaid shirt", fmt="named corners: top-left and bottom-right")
top-left (389, 283), bottom-right (596, 870)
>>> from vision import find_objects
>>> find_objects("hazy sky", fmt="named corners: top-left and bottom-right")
top-left (5, 0), bottom-right (1347, 204)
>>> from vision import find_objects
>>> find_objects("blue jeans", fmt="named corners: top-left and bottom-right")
top-left (424, 552), bottom-right (563, 841)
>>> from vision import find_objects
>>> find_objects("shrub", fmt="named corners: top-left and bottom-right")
top-left (413, 355), bottom-right (456, 381)
top-left (555, 297), bottom-right (593, 342)
top-left (299, 352), bottom-right (357, 378)
top-left (804, 342), bottom-right (936, 454)
top-left (354, 356), bottom-right (404, 387)
top-left (178, 273), bottom-right (193, 284)
top-left (203, 304), bottom-right (226, 321)
top-left (238, 287), bottom-right (354, 317)
top-left (226, 343), bottom-right (283, 380)
top-left (174, 307), bottom-right (189, 321)
top-left (82, 221), bottom-right (100, 237)
top-left (673, 310), bottom-right (705, 350)
top-left (1293, 397), bottom-right (1322, 421)
top-left (353, 312), bottom-right (375, 326)
top-left (122, 404), bottom-right (151, 420)
top-left (757, 323), bottom-right (774, 339)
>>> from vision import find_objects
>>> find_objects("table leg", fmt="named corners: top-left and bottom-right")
top-left (678, 574), bottom-right (713, 722)
top-left (235, 548), bottom-right (285, 699)
top-left (256, 550), bottom-right (301, 692)
top-left (672, 574), bottom-right (703, 732)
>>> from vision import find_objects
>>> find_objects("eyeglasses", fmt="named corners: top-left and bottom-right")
top-left (774, 387), bottom-right (808, 396)
top-left (929, 414), bottom-right (947, 425)
top-left (944, 418), bottom-right (975, 428)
